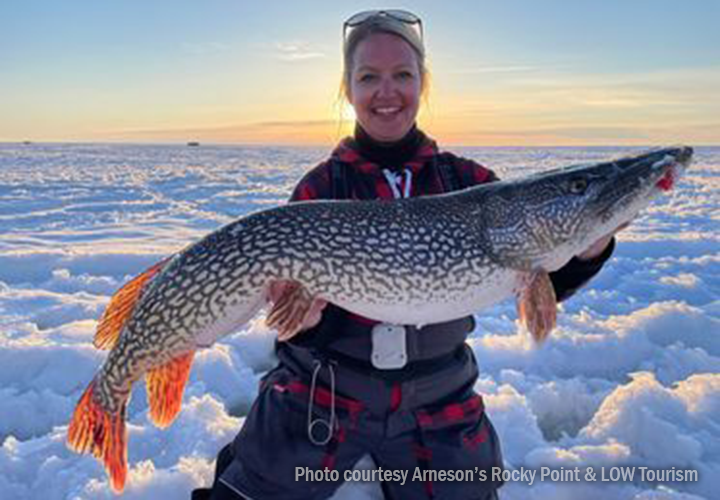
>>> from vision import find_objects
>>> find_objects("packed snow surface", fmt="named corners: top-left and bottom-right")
top-left (0, 143), bottom-right (717, 499)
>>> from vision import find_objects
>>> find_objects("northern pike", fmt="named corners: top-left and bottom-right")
top-left (67, 146), bottom-right (693, 491)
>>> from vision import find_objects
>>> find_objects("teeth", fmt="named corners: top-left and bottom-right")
top-left (375, 107), bottom-right (400, 115)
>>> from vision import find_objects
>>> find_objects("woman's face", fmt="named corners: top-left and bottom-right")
top-left (347, 32), bottom-right (422, 142)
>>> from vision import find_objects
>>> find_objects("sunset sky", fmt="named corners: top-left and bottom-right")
top-left (1, 0), bottom-right (719, 146)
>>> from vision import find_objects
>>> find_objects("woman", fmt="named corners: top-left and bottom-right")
top-left (195, 10), bottom-right (617, 500)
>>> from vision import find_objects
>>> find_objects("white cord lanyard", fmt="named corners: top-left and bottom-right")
top-left (382, 168), bottom-right (413, 199)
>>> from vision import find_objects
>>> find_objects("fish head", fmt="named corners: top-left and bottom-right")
top-left (483, 146), bottom-right (693, 271)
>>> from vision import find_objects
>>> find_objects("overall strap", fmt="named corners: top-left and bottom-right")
top-left (329, 158), bottom-right (350, 200)
top-left (435, 153), bottom-right (462, 193)
top-left (328, 158), bottom-right (375, 200)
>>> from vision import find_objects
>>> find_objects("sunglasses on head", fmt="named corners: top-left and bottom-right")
top-left (343, 9), bottom-right (423, 42)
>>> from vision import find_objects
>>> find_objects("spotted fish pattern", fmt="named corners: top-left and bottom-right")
top-left (67, 146), bottom-right (693, 492)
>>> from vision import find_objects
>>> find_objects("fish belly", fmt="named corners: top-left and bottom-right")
top-left (333, 268), bottom-right (520, 326)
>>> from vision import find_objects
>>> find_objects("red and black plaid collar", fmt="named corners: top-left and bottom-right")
top-left (331, 131), bottom-right (439, 178)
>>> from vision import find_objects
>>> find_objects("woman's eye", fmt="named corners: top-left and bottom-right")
top-left (359, 74), bottom-right (376, 83)
top-left (397, 71), bottom-right (413, 80)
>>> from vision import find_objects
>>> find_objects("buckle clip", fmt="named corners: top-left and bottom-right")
top-left (371, 323), bottom-right (408, 369)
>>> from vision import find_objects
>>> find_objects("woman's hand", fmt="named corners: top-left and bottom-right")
top-left (577, 222), bottom-right (629, 261)
top-left (267, 280), bottom-right (328, 341)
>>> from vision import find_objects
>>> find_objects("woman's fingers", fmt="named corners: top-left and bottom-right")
top-left (577, 222), bottom-right (630, 261)
top-left (302, 298), bottom-right (328, 330)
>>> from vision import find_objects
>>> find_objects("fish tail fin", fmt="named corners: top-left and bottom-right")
top-left (95, 257), bottom-right (171, 350)
top-left (146, 351), bottom-right (195, 428)
top-left (67, 379), bottom-right (128, 493)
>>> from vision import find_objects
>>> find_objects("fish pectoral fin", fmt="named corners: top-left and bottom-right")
top-left (95, 257), bottom-right (170, 350)
top-left (516, 270), bottom-right (557, 344)
top-left (67, 379), bottom-right (128, 493)
top-left (265, 281), bottom-right (314, 341)
top-left (145, 351), bottom-right (195, 429)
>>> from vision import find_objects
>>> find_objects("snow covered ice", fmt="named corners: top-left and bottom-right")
top-left (0, 143), bottom-right (717, 499)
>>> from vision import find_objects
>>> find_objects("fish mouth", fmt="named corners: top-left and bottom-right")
top-left (593, 146), bottom-right (693, 224)
top-left (620, 146), bottom-right (691, 191)
top-left (654, 146), bottom-right (693, 192)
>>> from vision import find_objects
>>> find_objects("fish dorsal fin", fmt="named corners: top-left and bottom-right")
top-left (145, 350), bottom-right (195, 428)
top-left (517, 271), bottom-right (557, 344)
top-left (94, 258), bottom-right (170, 350)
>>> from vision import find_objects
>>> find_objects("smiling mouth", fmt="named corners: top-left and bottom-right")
top-left (373, 106), bottom-right (402, 116)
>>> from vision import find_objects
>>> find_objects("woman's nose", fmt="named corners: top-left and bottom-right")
top-left (377, 76), bottom-right (395, 96)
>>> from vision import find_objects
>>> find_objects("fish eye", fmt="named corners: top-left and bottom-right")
top-left (569, 178), bottom-right (588, 194)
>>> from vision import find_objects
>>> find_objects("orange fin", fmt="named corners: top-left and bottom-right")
top-left (146, 351), bottom-right (195, 428)
top-left (67, 379), bottom-right (128, 493)
top-left (517, 271), bottom-right (557, 344)
top-left (95, 258), bottom-right (170, 350)
top-left (266, 282), bottom-right (313, 340)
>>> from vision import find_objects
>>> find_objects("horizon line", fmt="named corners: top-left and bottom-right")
top-left (2, 140), bottom-right (716, 149)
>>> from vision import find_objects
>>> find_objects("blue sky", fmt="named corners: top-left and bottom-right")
top-left (1, 0), bottom-right (718, 145)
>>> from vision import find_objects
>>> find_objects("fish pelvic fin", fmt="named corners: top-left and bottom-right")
top-left (517, 271), bottom-right (557, 344)
top-left (146, 351), bottom-right (195, 428)
top-left (67, 379), bottom-right (128, 493)
top-left (266, 281), bottom-right (314, 341)
top-left (95, 257), bottom-right (170, 350)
